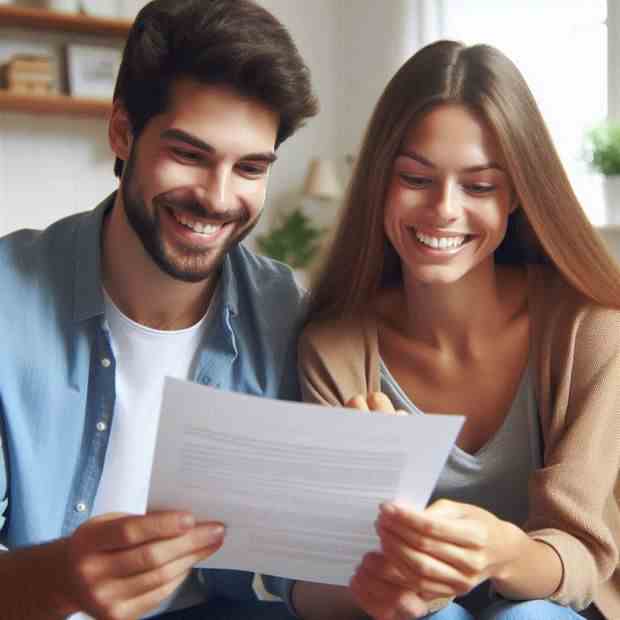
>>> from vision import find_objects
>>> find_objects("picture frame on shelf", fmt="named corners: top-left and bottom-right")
top-left (65, 43), bottom-right (121, 99)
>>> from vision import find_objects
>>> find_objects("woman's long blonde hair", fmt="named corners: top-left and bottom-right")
top-left (309, 40), bottom-right (620, 321)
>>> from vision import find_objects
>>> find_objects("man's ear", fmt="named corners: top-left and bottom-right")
top-left (108, 100), bottom-right (133, 161)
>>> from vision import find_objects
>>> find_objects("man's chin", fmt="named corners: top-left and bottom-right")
top-left (152, 256), bottom-right (221, 283)
top-left (149, 218), bottom-right (257, 283)
top-left (148, 242), bottom-right (228, 283)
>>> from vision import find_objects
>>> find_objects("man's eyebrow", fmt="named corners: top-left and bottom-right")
top-left (400, 149), bottom-right (503, 173)
top-left (161, 128), bottom-right (278, 163)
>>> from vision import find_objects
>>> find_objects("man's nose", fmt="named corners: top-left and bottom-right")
top-left (198, 164), bottom-right (232, 213)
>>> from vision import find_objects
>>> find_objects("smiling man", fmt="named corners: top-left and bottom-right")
top-left (0, 1), bottom-right (317, 618)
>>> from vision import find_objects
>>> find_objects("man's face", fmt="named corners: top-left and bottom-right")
top-left (118, 79), bottom-right (278, 282)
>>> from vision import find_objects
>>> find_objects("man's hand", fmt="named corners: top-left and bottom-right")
top-left (55, 511), bottom-right (224, 620)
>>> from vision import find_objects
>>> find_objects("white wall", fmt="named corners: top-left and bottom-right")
top-left (333, 0), bottom-right (419, 159)
top-left (251, 0), bottom-right (339, 239)
top-left (0, 113), bottom-right (117, 233)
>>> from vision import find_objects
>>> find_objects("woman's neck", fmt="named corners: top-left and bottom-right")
top-left (396, 262), bottom-right (527, 358)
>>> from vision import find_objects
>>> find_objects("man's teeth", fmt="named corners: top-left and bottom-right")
top-left (415, 232), bottom-right (466, 250)
top-left (173, 211), bottom-right (221, 235)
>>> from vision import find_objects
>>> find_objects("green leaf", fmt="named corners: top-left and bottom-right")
top-left (585, 122), bottom-right (620, 175)
top-left (255, 208), bottom-right (325, 269)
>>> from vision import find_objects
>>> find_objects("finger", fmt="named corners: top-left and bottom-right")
top-left (361, 551), bottom-right (410, 587)
top-left (396, 591), bottom-right (431, 619)
top-left (377, 512), bottom-right (484, 575)
top-left (345, 395), bottom-right (369, 411)
top-left (78, 511), bottom-right (199, 553)
top-left (425, 499), bottom-right (469, 519)
top-left (99, 570), bottom-right (189, 620)
top-left (367, 392), bottom-right (396, 413)
top-left (102, 523), bottom-right (225, 578)
top-left (380, 503), bottom-right (485, 549)
top-left (378, 525), bottom-right (477, 597)
top-left (350, 570), bottom-right (399, 620)
top-left (351, 565), bottom-right (429, 620)
top-left (362, 551), bottom-right (455, 599)
top-left (420, 593), bottom-right (456, 613)
top-left (98, 542), bottom-right (218, 601)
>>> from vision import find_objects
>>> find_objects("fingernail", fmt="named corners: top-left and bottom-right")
top-left (179, 513), bottom-right (195, 529)
top-left (206, 524), bottom-right (225, 543)
top-left (380, 502), bottom-right (396, 515)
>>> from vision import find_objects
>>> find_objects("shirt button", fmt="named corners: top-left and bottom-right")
top-left (75, 502), bottom-right (87, 513)
top-left (96, 421), bottom-right (107, 432)
top-left (101, 357), bottom-right (111, 368)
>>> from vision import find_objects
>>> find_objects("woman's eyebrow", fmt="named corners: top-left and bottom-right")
top-left (400, 149), bottom-right (503, 173)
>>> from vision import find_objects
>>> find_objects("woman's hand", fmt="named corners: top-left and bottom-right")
top-left (345, 392), bottom-right (407, 416)
top-left (374, 499), bottom-right (522, 599)
top-left (349, 552), bottom-right (454, 620)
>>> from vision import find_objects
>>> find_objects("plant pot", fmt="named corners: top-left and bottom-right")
top-left (46, 0), bottom-right (79, 12)
top-left (603, 175), bottom-right (620, 225)
top-left (80, 0), bottom-right (118, 18)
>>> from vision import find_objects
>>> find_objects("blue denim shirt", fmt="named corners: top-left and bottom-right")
top-left (0, 194), bottom-right (304, 603)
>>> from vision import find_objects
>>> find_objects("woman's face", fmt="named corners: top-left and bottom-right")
top-left (384, 103), bottom-right (515, 287)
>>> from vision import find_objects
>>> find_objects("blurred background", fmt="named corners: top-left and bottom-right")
top-left (0, 0), bottom-right (617, 285)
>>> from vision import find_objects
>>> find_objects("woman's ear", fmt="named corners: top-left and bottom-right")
top-left (509, 189), bottom-right (520, 213)
top-left (108, 100), bottom-right (133, 161)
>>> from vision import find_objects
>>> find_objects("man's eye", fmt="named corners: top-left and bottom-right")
top-left (172, 148), bottom-right (201, 162)
top-left (400, 174), bottom-right (432, 188)
top-left (238, 163), bottom-right (268, 177)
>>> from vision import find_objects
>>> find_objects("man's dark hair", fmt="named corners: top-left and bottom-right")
top-left (113, 0), bottom-right (318, 177)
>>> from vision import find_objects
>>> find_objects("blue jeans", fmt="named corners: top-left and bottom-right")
top-left (157, 600), bottom-right (297, 619)
top-left (425, 599), bottom-right (585, 620)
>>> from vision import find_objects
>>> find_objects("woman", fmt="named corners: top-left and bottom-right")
top-left (290, 41), bottom-right (620, 620)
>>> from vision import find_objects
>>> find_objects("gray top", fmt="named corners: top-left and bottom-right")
top-left (381, 361), bottom-right (542, 527)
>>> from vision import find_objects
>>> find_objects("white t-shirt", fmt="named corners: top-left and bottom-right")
top-left (72, 291), bottom-right (212, 620)
top-left (92, 292), bottom-right (210, 517)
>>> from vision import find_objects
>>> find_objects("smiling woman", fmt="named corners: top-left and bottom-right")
top-left (288, 40), bottom-right (620, 620)
top-left (383, 104), bottom-right (515, 288)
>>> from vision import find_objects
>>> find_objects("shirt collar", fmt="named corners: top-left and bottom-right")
top-left (217, 248), bottom-right (241, 318)
top-left (73, 192), bottom-right (116, 323)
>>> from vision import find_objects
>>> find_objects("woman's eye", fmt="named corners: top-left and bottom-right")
top-left (400, 174), bottom-right (432, 188)
top-left (466, 183), bottom-right (495, 195)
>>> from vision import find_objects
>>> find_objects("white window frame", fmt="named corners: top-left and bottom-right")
top-left (420, 1), bottom-right (608, 225)
top-left (608, 0), bottom-right (620, 120)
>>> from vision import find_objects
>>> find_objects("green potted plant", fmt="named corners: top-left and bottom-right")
top-left (255, 208), bottom-right (324, 279)
top-left (586, 121), bottom-right (620, 225)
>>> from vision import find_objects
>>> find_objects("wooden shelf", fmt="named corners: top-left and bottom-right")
top-left (0, 5), bottom-right (132, 38)
top-left (0, 90), bottom-right (111, 118)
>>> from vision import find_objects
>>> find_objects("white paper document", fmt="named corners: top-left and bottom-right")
top-left (147, 378), bottom-right (464, 586)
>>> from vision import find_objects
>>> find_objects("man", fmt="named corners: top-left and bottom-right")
top-left (0, 0), bottom-right (317, 617)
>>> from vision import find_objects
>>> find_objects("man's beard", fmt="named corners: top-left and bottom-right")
top-left (121, 150), bottom-right (259, 283)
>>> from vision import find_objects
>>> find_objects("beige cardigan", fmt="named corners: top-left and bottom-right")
top-left (298, 265), bottom-right (620, 619)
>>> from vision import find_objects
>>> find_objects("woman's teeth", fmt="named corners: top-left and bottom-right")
top-left (415, 232), bottom-right (466, 250)
top-left (173, 211), bottom-right (221, 235)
